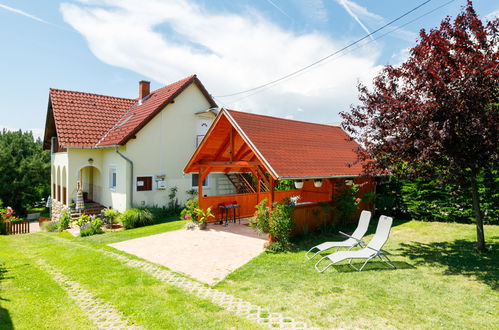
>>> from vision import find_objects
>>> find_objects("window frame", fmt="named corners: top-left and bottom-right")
top-left (109, 166), bottom-right (117, 191)
top-left (136, 176), bottom-right (153, 192)
top-left (191, 173), bottom-right (210, 189)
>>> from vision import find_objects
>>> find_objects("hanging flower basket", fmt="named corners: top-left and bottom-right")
top-left (314, 179), bottom-right (323, 188)
top-left (294, 180), bottom-right (304, 189)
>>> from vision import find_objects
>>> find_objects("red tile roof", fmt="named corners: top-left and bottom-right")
top-left (47, 75), bottom-right (216, 148)
top-left (226, 110), bottom-right (366, 178)
top-left (49, 89), bottom-right (135, 147)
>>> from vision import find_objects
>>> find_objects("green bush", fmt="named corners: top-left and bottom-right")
top-left (376, 170), bottom-right (498, 224)
top-left (268, 199), bottom-right (295, 251)
top-left (120, 208), bottom-right (154, 229)
top-left (250, 198), bottom-right (295, 252)
top-left (103, 208), bottom-right (120, 224)
top-left (79, 217), bottom-right (103, 237)
top-left (332, 182), bottom-right (360, 224)
top-left (42, 221), bottom-right (59, 232)
top-left (58, 209), bottom-right (71, 232)
top-left (73, 214), bottom-right (91, 228)
top-left (249, 199), bottom-right (270, 234)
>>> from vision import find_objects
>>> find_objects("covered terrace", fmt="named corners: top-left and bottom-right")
top-left (184, 109), bottom-right (374, 232)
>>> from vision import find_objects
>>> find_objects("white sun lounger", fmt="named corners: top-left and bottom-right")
top-left (305, 210), bottom-right (372, 260)
top-left (315, 215), bottom-right (396, 273)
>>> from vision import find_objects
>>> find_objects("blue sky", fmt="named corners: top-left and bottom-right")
top-left (0, 0), bottom-right (497, 139)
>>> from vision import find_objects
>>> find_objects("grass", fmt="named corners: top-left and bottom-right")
top-left (216, 220), bottom-right (499, 329)
top-left (1, 217), bottom-right (497, 329)
top-left (0, 220), bottom-right (259, 329)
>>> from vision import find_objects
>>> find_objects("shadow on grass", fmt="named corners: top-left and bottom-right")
top-left (0, 264), bottom-right (13, 330)
top-left (332, 260), bottom-right (414, 273)
top-left (398, 239), bottom-right (498, 290)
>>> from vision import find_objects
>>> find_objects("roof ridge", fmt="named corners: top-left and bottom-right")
top-left (148, 74), bottom-right (196, 95)
top-left (50, 88), bottom-right (136, 101)
top-left (226, 109), bottom-right (345, 130)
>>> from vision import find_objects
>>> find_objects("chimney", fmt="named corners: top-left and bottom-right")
top-left (139, 80), bottom-right (150, 99)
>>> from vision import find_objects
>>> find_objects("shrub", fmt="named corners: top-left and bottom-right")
top-left (250, 198), bottom-right (295, 252)
top-left (80, 217), bottom-right (103, 237)
top-left (180, 198), bottom-right (199, 222)
top-left (332, 183), bottom-right (360, 224)
top-left (58, 209), bottom-right (71, 232)
top-left (120, 208), bottom-right (154, 229)
top-left (42, 221), bottom-right (59, 232)
top-left (103, 208), bottom-right (120, 224)
top-left (268, 199), bottom-right (295, 251)
top-left (249, 199), bottom-right (270, 234)
top-left (73, 214), bottom-right (91, 228)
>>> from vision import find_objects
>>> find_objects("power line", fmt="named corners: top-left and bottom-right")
top-left (223, 0), bottom-right (457, 105)
top-left (215, 0), bottom-right (432, 98)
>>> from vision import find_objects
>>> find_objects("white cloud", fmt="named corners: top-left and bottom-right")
top-left (60, 0), bottom-right (382, 123)
top-left (485, 9), bottom-right (499, 21)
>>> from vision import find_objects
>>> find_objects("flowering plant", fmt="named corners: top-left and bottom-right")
top-left (0, 206), bottom-right (20, 222)
top-left (180, 198), bottom-right (199, 223)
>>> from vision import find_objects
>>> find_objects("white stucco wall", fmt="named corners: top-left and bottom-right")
top-left (55, 82), bottom-right (236, 211)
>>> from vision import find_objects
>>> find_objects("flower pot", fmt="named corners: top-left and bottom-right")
top-left (294, 180), bottom-right (304, 189)
top-left (198, 222), bottom-right (207, 230)
top-left (314, 179), bottom-right (323, 188)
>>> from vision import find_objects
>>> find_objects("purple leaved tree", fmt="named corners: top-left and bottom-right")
top-left (341, 1), bottom-right (498, 251)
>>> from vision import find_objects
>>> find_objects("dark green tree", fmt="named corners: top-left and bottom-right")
top-left (0, 129), bottom-right (50, 214)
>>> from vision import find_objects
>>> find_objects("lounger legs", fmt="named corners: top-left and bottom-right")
top-left (314, 256), bottom-right (336, 273)
top-left (316, 253), bottom-right (396, 273)
top-left (305, 247), bottom-right (321, 260)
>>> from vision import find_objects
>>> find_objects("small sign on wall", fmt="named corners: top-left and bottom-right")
top-left (136, 180), bottom-right (144, 187)
top-left (157, 180), bottom-right (167, 190)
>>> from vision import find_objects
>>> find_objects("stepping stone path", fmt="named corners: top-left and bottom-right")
top-left (101, 250), bottom-right (312, 329)
top-left (51, 237), bottom-right (315, 329)
top-left (35, 258), bottom-right (141, 329)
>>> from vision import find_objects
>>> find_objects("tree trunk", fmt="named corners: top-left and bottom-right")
top-left (470, 177), bottom-right (486, 252)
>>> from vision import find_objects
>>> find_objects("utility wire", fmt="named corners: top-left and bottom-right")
top-left (215, 0), bottom-right (432, 98)
top-left (223, 0), bottom-right (457, 105)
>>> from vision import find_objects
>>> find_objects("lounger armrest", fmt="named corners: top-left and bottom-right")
top-left (339, 231), bottom-right (364, 244)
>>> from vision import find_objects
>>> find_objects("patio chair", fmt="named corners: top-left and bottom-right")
top-left (305, 210), bottom-right (372, 260)
top-left (314, 215), bottom-right (396, 273)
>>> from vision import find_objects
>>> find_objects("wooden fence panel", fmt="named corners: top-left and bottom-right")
top-left (3, 221), bottom-right (30, 234)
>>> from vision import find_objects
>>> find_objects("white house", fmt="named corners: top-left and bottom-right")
top-left (43, 75), bottom-right (238, 219)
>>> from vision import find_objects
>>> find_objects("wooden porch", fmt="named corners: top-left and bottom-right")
top-left (184, 109), bottom-right (375, 234)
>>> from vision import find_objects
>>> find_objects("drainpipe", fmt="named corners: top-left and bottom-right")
top-left (115, 146), bottom-right (134, 208)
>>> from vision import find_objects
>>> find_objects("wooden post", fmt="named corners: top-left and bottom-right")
top-left (198, 167), bottom-right (204, 206)
top-left (256, 172), bottom-right (261, 203)
top-left (270, 177), bottom-right (276, 207)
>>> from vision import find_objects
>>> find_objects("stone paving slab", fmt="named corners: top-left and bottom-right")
top-left (109, 222), bottom-right (267, 285)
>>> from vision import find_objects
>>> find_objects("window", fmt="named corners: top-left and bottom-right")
top-left (192, 173), bottom-right (209, 188)
top-left (136, 176), bottom-right (153, 191)
top-left (109, 167), bottom-right (117, 190)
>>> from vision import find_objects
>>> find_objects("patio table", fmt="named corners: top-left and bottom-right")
top-left (218, 203), bottom-right (240, 226)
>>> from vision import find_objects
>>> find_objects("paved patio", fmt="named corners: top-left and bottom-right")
top-left (109, 221), bottom-right (268, 285)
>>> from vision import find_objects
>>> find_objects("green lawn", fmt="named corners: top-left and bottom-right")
top-left (1, 219), bottom-right (497, 329)
top-left (216, 220), bottom-right (499, 329)
top-left (0, 221), bottom-right (259, 329)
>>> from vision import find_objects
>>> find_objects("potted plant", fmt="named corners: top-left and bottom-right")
top-left (294, 180), bottom-right (304, 189)
top-left (314, 179), bottom-right (323, 188)
top-left (195, 206), bottom-right (214, 230)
